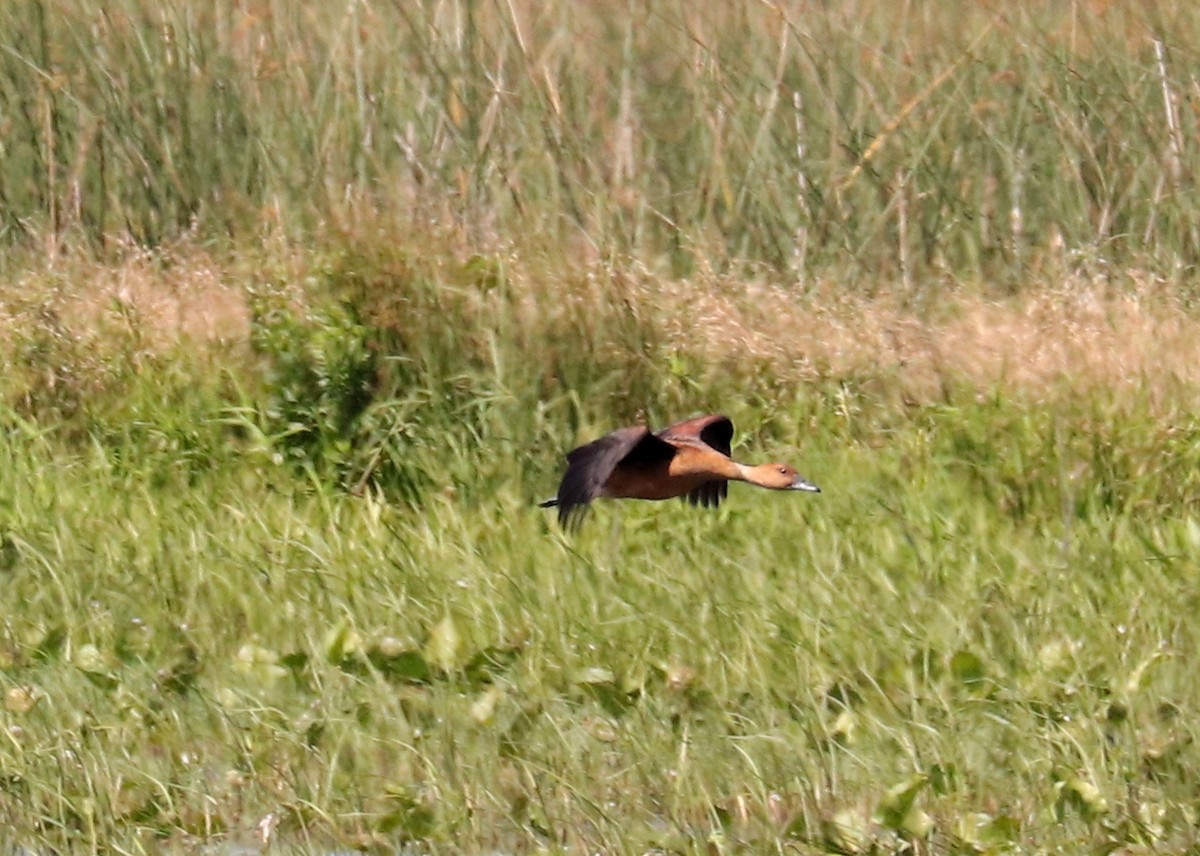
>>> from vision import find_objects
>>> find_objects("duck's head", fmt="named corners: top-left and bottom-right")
top-left (747, 463), bottom-right (821, 492)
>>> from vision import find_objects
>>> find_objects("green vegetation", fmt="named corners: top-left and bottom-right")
top-left (3, 0), bottom-right (1200, 283)
top-left (2, 1), bottom-right (1200, 853)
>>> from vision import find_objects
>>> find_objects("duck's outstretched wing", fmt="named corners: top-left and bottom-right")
top-left (658, 414), bottom-right (734, 456)
top-left (550, 426), bottom-right (677, 528)
top-left (683, 477), bottom-right (728, 509)
top-left (658, 414), bottom-right (735, 509)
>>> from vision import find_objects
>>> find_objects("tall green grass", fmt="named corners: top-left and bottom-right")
top-left (2, 1), bottom-right (1199, 284)
top-left (3, 344), bottom-right (1200, 850)
top-left (1, 238), bottom-right (1200, 850)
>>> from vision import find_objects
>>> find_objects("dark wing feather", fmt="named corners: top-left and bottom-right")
top-left (658, 414), bottom-right (734, 456)
top-left (684, 478), bottom-right (729, 509)
top-left (554, 426), bottom-right (677, 528)
top-left (658, 415), bottom-right (734, 510)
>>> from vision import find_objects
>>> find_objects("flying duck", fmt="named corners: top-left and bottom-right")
top-left (540, 414), bottom-right (820, 527)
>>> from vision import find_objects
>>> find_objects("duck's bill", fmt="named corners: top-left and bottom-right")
top-left (789, 477), bottom-right (821, 493)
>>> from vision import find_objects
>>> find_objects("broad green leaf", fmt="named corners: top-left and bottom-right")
top-left (877, 774), bottom-right (931, 838)
top-left (949, 649), bottom-right (986, 685)
top-left (323, 620), bottom-right (362, 663)
top-left (1059, 776), bottom-right (1109, 818)
top-left (72, 643), bottom-right (107, 673)
top-left (368, 645), bottom-right (432, 684)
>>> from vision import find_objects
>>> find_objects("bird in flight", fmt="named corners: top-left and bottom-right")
top-left (540, 414), bottom-right (819, 528)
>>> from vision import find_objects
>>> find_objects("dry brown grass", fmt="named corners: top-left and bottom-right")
top-left (1, 246), bottom-right (251, 352)
top-left (0, 243), bottom-right (262, 414)
top-left (3, 241), bottom-right (1199, 412)
top-left (623, 267), bottom-right (1200, 404)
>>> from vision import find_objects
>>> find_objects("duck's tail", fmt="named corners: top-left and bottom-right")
top-left (537, 497), bottom-right (559, 508)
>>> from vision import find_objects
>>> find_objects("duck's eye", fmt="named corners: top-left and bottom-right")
top-left (778, 466), bottom-right (788, 475)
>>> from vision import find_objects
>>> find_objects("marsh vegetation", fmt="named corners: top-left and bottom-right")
top-left (2, 1), bottom-right (1200, 851)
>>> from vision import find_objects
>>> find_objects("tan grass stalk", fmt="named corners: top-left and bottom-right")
top-left (836, 17), bottom-right (998, 194)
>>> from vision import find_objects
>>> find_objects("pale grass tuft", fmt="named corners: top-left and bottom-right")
top-left (3, 246), bottom-right (252, 357)
top-left (654, 270), bottom-right (1200, 402)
